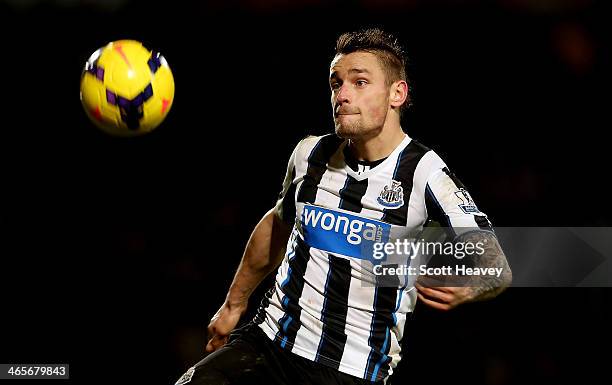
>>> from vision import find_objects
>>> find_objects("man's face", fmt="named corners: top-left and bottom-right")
top-left (329, 51), bottom-right (391, 139)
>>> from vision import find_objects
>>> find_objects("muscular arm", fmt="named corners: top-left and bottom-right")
top-left (205, 208), bottom-right (292, 352)
top-left (455, 231), bottom-right (512, 301)
top-left (226, 208), bottom-right (292, 308)
top-left (416, 230), bottom-right (512, 311)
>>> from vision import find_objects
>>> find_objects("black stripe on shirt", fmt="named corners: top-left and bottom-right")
top-left (274, 236), bottom-right (311, 351)
top-left (339, 175), bottom-right (368, 213)
top-left (475, 214), bottom-right (493, 231)
top-left (297, 135), bottom-right (344, 204)
top-left (279, 166), bottom-right (297, 224)
top-left (381, 140), bottom-right (430, 226)
top-left (364, 281), bottom-right (398, 381)
top-left (314, 254), bottom-right (352, 369)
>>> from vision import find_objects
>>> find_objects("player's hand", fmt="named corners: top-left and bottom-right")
top-left (205, 301), bottom-right (247, 353)
top-left (415, 276), bottom-right (476, 311)
top-left (415, 283), bottom-right (474, 311)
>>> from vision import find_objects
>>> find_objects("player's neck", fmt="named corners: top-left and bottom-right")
top-left (347, 125), bottom-right (406, 162)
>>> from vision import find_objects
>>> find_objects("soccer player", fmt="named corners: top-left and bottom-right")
top-left (174, 28), bottom-right (512, 385)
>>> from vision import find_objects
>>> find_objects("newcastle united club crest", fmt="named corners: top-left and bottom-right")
top-left (377, 180), bottom-right (404, 208)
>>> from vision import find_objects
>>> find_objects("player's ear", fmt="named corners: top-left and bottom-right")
top-left (390, 80), bottom-right (408, 108)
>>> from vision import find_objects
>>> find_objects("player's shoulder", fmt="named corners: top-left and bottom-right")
top-left (292, 133), bottom-right (345, 161)
top-left (407, 137), bottom-right (432, 154)
top-left (404, 137), bottom-right (446, 170)
top-left (406, 138), bottom-right (448, 186)
top-left (297, 134), bottom-right (325, 150)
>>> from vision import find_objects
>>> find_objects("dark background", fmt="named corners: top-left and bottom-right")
top-left (0, 0), bottom-right (610, 384)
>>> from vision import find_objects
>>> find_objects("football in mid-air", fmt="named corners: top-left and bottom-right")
top-left (80, 40), bottom-right (174, 136)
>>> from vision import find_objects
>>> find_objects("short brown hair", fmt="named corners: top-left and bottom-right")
top-left (335, 28), bottom-right (411, 111)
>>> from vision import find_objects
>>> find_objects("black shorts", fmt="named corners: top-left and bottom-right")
top-left (174, 322), bottom-right (382, 385)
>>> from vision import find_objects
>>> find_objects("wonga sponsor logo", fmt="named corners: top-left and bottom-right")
top-left (301, 205), bottom-right (390, 261)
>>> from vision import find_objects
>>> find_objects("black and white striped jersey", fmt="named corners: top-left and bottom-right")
top-left (255, 133), bottom-right (492, 382)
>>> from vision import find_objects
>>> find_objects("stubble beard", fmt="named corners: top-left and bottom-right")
top-left (335, 119), bottom-right (364, 139)
top-left (334, 116), bottom-right (383, 141)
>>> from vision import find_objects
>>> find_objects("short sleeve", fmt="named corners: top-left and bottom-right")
top-left (424, 166), bottom-right (493, 238)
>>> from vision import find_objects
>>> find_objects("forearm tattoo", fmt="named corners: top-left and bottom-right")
top-left (455, 231), bottom-right (513, 301)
